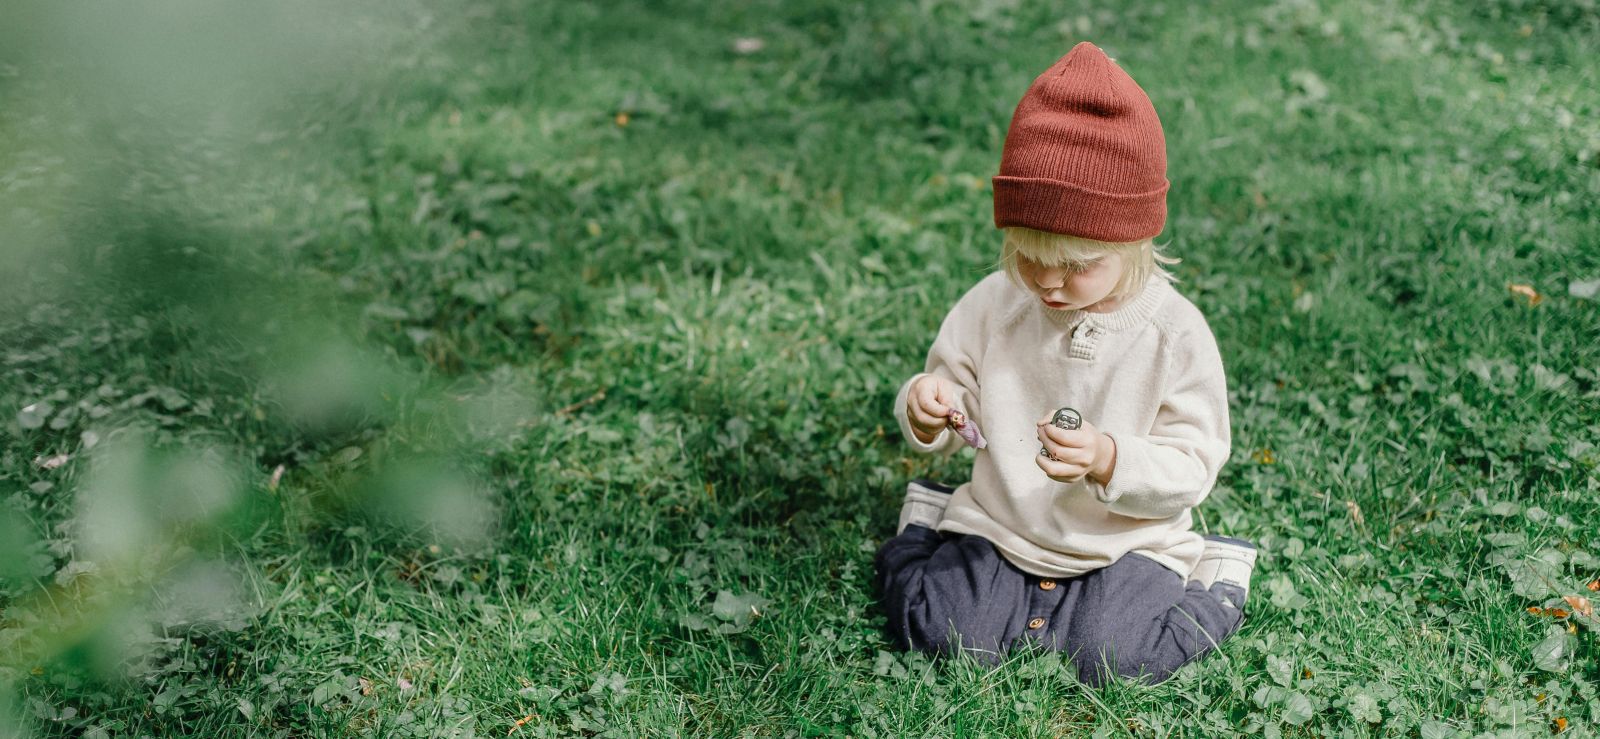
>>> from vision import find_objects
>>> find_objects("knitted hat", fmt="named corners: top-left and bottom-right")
top-left (992, 42), bottom-right (1169, 242)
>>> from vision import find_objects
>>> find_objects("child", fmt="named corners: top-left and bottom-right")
top-left (875, 41), bottom-right (1258, 687)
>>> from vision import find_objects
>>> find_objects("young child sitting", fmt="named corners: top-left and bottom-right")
top-left (875, 41), bottom-right (1258, 687)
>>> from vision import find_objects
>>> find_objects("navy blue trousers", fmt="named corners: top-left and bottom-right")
top-left (874, 525), bottom-right (1247, 687)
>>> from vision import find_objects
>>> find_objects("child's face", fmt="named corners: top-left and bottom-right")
top-left (1016, 252), bottom-right (1126, 312)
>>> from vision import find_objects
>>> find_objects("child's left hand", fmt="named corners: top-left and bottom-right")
top-left (1036, 416), bottom-right (1117, 485)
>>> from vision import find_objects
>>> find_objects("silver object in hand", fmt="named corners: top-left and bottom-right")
top-left (1039, 406), bottom-right (1081, 461)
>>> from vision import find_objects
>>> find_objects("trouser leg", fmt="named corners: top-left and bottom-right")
top-left (873, 526), bottom-right (1029, 662)
top-left (1060, 552), bottom-right (1246, 687)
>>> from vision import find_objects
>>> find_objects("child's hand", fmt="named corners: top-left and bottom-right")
top-left (906, 375), bottom-right (959, 444)
top-left (1036, 416), bottom-right (1117, 485)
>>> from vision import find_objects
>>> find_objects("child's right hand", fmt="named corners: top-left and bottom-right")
top-left (906, 375), bottom-right (958, 444)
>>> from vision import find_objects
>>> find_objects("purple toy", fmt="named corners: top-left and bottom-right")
top-left (947, 409), bottom-right (987, 449)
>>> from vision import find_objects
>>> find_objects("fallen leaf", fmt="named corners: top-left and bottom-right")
top-left (1508, 283), bottom-right (1543, 306)
top-left (1587, 579), bottom-right (1599, 592)
top-left (1563, 595), bottom-right (1593, 617)
top-left (1569, 279), bottom-right (1600, 300)
top-left (268, 464), bottom-right (285, 491)
top-left (37, 453), bottom-right (70, 470)
top-left (614, 112), bottom-right (630, 127)
top-left (1555, 717), bottom-right (1569, 733)
top-left (1346, 500), bottom-right (1365, 528)
top-left (358, 677), bottom-right (373, 696)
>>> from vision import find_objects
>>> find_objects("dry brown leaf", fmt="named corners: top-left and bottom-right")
top-left (1587, 579), bottom-right (1599, 592)
top-left (1528, 606), bottom-right (1575, 618)
top-left (1563, 595), bottom-right (1593, 617)
top-left (1508, 283), bottom-right (1543, 306)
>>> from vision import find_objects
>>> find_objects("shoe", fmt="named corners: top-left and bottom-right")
top-left (1189, 534), bottom-right (1257, 608)
top-left (897, 479), bottom-right (957, 535)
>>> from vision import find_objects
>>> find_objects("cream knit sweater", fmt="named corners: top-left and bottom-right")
top-left (894, 271), bottom-right (1231, 579)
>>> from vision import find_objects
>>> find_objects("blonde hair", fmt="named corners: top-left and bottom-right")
top-left (999, 226), bottom-right (1180, 301)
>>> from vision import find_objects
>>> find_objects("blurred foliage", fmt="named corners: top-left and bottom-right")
top-left (2, 0), bottom-right (1599, 735)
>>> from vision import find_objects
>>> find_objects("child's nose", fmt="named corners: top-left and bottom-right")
top-left (1034, 267), bottom-right (1066, 289)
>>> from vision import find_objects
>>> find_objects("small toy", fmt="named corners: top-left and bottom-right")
top-left (947, 409), bottom-right (987, 449)
top-left (1039, 407), bottom-right (1082, 459)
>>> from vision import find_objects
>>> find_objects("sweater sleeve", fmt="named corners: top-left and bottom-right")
top-left (1094, 321), bottom-right (1232, 520)
top-left (893, 275), bottom-right (996, 457)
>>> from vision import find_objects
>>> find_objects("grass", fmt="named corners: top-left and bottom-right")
top-left (2, 0), bottom-right (1599, 735)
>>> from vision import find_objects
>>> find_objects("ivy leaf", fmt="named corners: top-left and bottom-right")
top-left (1348, 692), bottom-right (1381, 723)
top-left (677, 613), bottom-right (712, 632)
top-left (1281, 691), bottom-right (1314, 725)
top-left (17, 401), bottom-right (53, 430)
top-left (1531, 626), bottom-right (1573, 672)
top-left (1267, 574), bottom-right (1310, 611)
top-left (1419, 721), bottom-right (1455, 739)
top-left (1266, 654), bottom-right (1295, 688)
top-left (711, 590), bottom-right (770, 634)
top-left (1252, 686), bottom-right (1314, 726)
top-left (1485, 502), bottom-right (1521, 517)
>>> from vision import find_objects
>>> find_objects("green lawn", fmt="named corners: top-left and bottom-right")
top-left (3, 0), bottom-right (1599, 736)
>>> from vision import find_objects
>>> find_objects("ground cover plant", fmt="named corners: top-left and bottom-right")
top-left (2, 0), bottom-right (1599, 735)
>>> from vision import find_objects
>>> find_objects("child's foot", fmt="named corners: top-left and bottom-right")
top-left (897, 479), bottom-right (956, 535)
top-left (1189, 534), bottom-right (1257, 609)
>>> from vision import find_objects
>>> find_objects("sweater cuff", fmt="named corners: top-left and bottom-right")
top-left (894, 373), bottom-right (955, 454)
top-left (1095, 431), bottom-right (1135, 506)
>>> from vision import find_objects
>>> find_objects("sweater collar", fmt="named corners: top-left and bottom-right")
top-left (1038, 275), bottom-right (1170, 332)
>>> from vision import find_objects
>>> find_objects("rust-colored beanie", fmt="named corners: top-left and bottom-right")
top-left (992, 42), bottom-right (1168, 242)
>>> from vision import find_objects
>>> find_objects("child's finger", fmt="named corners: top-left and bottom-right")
top-left (909, 406), bottom-right (947, 431)
top-left (1035, 453), bottom-right (1087, 481)
top-left (916, 381), bottom-right (951, 417)
top-left (1038, 423), bottom-right (1093, 448)
top-left (1036, 431), bottom-right (1090, 465)
top-left (911, 400), bottom-right (948, 426)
